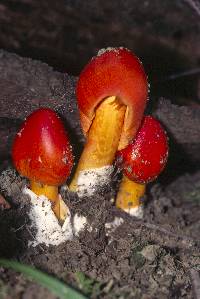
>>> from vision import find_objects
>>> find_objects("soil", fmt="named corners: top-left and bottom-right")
top-left (0, 0), bottom-right (200, 106)
top-left (0, 50), bottom-right (199, 299)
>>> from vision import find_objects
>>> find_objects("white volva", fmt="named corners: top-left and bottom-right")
top-left (77, 165), bottom-right (113, 197)
top-left (24, 187), bottom-right (90, 247)
top-left (105, 217), bottom-right (124, 236)
top-left (124, 205), bottom-right (144, 218)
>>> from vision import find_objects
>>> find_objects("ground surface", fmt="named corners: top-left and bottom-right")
top-left (0, 51), bottom-right (199, 299)
top-left (0, 0), bottom-right (200, 105)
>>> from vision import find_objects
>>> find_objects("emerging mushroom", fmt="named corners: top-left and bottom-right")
top-left (12, 108), bottom-right (73, 222)
top-left (69, 47), bottom-right (148, 195)
top-left (116, 115), bottom-right (169, 217)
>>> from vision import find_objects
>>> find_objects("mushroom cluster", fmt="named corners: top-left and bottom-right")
top-left (69, 47), bottom-right (168, 216)
top-left (10, 47), bottom-right (169, 245)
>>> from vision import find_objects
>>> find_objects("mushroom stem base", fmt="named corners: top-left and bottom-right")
top-left (69, 96), bottom-right (126, 192)
top-left (116, 175), bottom-right (145, 215)
top-left (30, 181), bottom-right (68, 222)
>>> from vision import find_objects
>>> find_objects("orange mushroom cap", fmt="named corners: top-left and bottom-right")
top-left (12, 108), bottom-right (73, 186)
top-left (77, 47), bottom-right (148, 148)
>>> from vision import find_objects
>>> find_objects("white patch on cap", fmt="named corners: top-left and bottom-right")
top-left (77, 166), bottom-right (113, 197)
top-left (124, 205), bottom-right (144, 218)
top-left (23, 187), bottom-right (90, 247)
top-left (97, 47), bottom-right (127, 56)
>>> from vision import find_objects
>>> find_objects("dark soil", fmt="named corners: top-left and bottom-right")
top-left (0, 0), bottom-right (200, 106)
top-left (0, 51), bottom-right (199, 299)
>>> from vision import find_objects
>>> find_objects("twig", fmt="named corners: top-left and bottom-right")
top-left (11, 222), bottom-right (26, 233)
top-left (157, 68), bottom-right (200, 82)
top-left (183, 0), bottom-right (200, 17)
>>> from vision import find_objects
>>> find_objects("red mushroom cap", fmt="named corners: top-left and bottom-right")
top-left (77, 47), bottom-right (148, 148)
top-left (12, 108), bottom-right (73, 186)
top-left (116, 116), bottom-right (169, 183)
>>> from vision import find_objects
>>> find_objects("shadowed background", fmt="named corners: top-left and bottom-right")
top-left (0, 0), bottom-right (199, 105)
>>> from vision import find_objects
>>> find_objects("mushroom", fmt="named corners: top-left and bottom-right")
top-left (69, 47), bottom-right (148, 195)
top-left (12, 108), bottom-right (73, 222)
top-left (115, 115), bottom-right (169, 217)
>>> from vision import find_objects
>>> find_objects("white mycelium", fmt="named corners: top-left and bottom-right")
top-left (23, 187), bottom-right (90, 247)
top-left (73, 214), bottom-right (90, 236)
top-left (124, 205), bottom-right (144, 219)
top-left (105, 217), bottom-right (124, 236)
top-left (77, 165), bottom-right (114, 197)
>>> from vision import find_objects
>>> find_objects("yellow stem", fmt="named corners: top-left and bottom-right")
top-left (69, 96), bottom-right (126, 191)
top-left (116, 175), bottom-right (145, 212)
top-left (30, 181), bottom-right (68, 222)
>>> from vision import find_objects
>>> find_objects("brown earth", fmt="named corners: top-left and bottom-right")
top-left (0, 0), bottom-right (200, 105)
